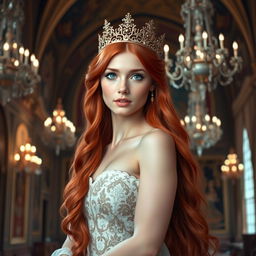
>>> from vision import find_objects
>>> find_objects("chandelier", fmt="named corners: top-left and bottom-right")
top-left (180, 85), bottom-right (222, 155)
top-left (14, 142), bottom-right (42, 174)
top-left (221, 149), bottom-right (244, 179)
top-left (0, 0), bottom-right (40, 105)
top-left (164, 0), bottom-right (242, 91)
top-left (44, 98), bottom-right (76, 155)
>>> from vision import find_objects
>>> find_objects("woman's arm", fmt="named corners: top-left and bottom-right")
top-left (51, 235), bottom-right (73, 256)
top-left (104, 130), bottom-right (177, 256)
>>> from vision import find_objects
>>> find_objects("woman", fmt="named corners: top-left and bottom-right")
top-left (52, 14), bottom-right (218, 256)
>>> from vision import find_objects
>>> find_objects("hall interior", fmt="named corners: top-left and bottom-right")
top-left (0, 0), bottom-right (255, 255)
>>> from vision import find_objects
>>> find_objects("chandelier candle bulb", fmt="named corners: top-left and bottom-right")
top-left (33, 59), bottom-right (39, 74)
top-left (216, 54), bottom-right (221, 64)
top-left (25, 143), bottom-right (31, 151)
top-left (12, 42), bottom-right (18, 58)
top-left (205, 114), bottom-right (210, 122)
top-left (51, 126), bottom-right (56, 132)
top-left (202, 31), bottom-right (208, 48)
top-left (178, 34), bottom-right (185, 49)
top-left (19, 46), bottom-right (24, 63)
top-left (24, 49), bottom-right (29, 65)
top-left (185, 116), bottom-right (190, 123)
top-left (232, 41), bottom-right (238, 57)
top-left (14, 153), bottom-right (20, 161)
top-left (238, 163), bottom-right (244, 171)
top-left (31, 146), bottom-right (36, 153)
top-left (14, 60), bottom-right (19, 67)
top-left (219, 34), bottom-right (224, 49)
top-left (30, 54), bottom-right (35, 62)
top-left (191, 115), bottom-right (197, 122)
top-left (3, 42), bottom-right (10, 58)
top-left (164, 44), bottom-right (169, 62)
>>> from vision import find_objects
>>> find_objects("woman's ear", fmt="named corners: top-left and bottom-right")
top-left (150, 84), bottom-right (155, 92)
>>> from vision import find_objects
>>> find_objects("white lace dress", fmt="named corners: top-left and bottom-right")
top-left (52, 169), bottom-right (170, 256)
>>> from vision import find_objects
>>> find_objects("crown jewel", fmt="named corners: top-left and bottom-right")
top-left (98, 13), bottom-right (165, 58)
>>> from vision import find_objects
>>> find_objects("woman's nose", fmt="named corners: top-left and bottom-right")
top-left (118, 78), bottom-right (129, 94)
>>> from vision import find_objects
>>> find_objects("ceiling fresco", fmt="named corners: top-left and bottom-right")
top-left (21, 0), bottom-right (256, 155)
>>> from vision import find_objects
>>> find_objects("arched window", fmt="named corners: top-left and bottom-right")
top-left (243, 128), bottom-right (255, 233)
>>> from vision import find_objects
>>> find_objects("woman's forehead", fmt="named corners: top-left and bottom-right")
top-left (106, 51), bottom-right (146, 71)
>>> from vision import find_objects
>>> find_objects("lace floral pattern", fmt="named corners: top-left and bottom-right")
top-left (84, 169), bottom-right (170, 256)
top-left (84, 170), bottom-right (139, 256)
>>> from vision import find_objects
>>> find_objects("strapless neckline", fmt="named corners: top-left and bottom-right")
top-left (89, 169), bottom-right (139, 185)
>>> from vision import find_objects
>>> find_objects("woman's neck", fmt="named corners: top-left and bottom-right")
top-left (110, 111), bottom-right (148, 148)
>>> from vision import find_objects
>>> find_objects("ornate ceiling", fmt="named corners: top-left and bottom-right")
top-left (22, 0), bottom-right (256, 150)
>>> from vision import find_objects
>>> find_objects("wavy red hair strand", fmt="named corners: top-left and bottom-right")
top-left (61, 42), bottom-right (219, 256)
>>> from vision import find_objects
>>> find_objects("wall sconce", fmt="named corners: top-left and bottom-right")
top-left (14, 142), bottom-right (42, 174)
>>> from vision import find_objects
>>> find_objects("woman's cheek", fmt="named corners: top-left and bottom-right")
top-left (101, 83), bottom-right (114, 104)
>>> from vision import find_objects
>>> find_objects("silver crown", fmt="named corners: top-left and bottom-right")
top-left (98, 13), bottom-right (165, 58)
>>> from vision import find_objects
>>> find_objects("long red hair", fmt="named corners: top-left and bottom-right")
top-left (61, 42), bottom-right (218, 256)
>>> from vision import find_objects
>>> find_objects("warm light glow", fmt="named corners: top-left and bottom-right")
top-left (179, 34), bottom-right (185, 43)
top-left (51, 125), bottom-right (56, 132)
top-left (31, 155), bottom-right (37, 163)
top-left (24, 49), bottom-right (29, 57)
top-left (30, 54), bottom-right (36, 62)
top-left (164, 44), bottom-right (169, 53)
top-left (221, 165), bottom-right (227, 172)
top-left (219, 34), bottom-right (224, 41)
top-left (31, 146), bottom-right (36, 153)
top-left (25, 143), bottom-right (31, 151)
top-left (12, 42), bottom-right (18, 49)
top-left (14, 153), bottom-right (20, 161)
top-left (3, 42), bottom-right (9, 51)
top-left (184, 116), bottom-right (190, 123)
top-left (232, 41), bottom-right (238, 50)
top-left (205, 114), bottom-right (210, 121)
top-left (53, 110), bottom-right (58, 116)
top-left (224, 159), bottom-right (230, 165)
top-left (212, 116), bottom-right (217, 123)
top-left (238, 163), bottom-right (244, 171)
top-left (56, 116), bottom-right (62, 123)
top-left (33, 59), bottom-right (39, 67)
top-left (196, 50), bottom-right (202, 57)
top-left (44, 117), bottom-right (52, 127)
top-left (196, 123), bottom-right (201, 129)
top-left (20, 145), bottom-right (25, 152)
top-left (231, 166), bottom-right (237, 172)
top-left (19, 47), bottom-right (25, 54)
top-left (14, 60), bottom-right (19, 67)
top-left (202, 31), bottom-right (208, 39)
top-left (191, 116), bottom-right (197, 122)
top-left (38, 158), bottom-right (42, 165)
top-left (185, 56), bottom-right (191, 62)
top-left (25, 154), bottom-right (31, 161)
top-left (202, 125), bottom-right (207, 131)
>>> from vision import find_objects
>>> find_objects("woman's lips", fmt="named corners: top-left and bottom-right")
top-left (114, 99), bottom-right (131, 107)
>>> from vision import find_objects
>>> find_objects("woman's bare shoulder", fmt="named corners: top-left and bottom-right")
top-left (139, 128), bottom-right (175, 151)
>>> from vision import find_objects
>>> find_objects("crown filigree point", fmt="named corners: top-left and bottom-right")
top-left (98, 13), bottom-right (165, 58)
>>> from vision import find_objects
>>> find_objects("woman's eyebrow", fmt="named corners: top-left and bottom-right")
top-left (105, 68), bottom-right (146, 73)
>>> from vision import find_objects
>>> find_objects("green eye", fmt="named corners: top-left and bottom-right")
top-left (105, 72), bottom-right (117, 80)
top-left (132, 74), bottom-right (144, 81)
